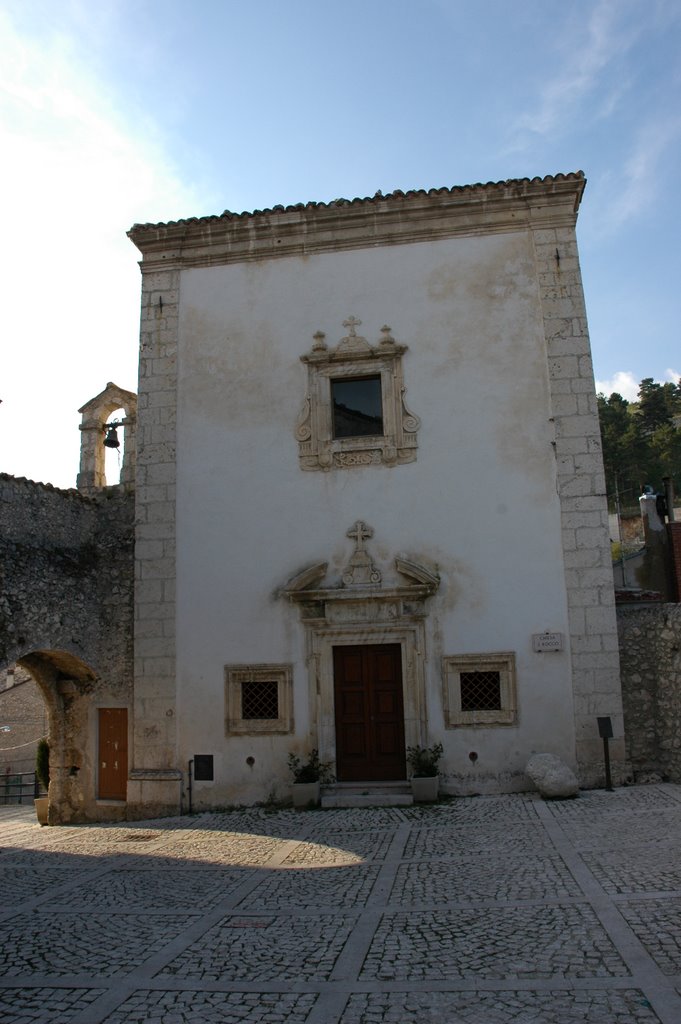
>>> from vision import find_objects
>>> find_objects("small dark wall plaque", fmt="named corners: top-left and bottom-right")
top-left (194, 755), bottom-right (214, 781)
top-left (597, 717), bottom-right (613, 739)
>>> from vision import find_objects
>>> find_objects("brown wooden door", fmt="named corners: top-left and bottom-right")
top-left (98, 708), bottom-right (128, 800)
top-left (333, 644), bottom-right (406, 781)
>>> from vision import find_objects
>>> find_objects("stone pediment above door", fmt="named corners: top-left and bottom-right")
top-left (281, 521), bottom-right (439, 624)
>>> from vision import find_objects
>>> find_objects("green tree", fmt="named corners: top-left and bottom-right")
top-left (597, 378), bottom-right (681, 510)
top-left (637, 378), bottom-right (680, 436)
top-left (597, 391), bottom-right (643, 505)
top-left (637, 378), bottom-right (669, 436)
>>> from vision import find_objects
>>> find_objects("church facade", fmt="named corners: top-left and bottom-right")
top-left (125, 174), bottom-right (624, 816)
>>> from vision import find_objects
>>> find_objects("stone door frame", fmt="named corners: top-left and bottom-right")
top-left (306, 618), bottom-right (427, 773)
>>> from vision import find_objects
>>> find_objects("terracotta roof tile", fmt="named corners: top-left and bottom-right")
top-left (130, 171), bottom-right (585, 232)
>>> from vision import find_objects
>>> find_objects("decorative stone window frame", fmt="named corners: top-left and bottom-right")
top-left (296, 318), bottom-right (420, 470)
top-left (442, 652), bottom-right (517, 727)
top-left (225, 664), bottom-right (293, 735)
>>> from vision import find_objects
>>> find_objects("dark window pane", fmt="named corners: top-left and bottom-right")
top-left (193, 755), bottom-right (214, 781)
top-left (241, 680), bottom-right (279, 719)
top-left (460, 671), bottom-right (501, 711)
top-left (332, 376), bottom-right (383, 438)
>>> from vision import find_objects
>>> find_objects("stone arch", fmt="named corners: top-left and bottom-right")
top-left (77, 382), bottom-right (137, 494)
top-left (9, 649), bottom-right (96, 824)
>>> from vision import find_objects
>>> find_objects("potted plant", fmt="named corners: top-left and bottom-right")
top-left (406, 741), bottom-right (443, 803)
top-left (35, 737), bottom-right (50, 825)
top-left (287, 749), bottom-right (334, 809)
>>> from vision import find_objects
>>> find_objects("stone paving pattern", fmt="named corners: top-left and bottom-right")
top-left (2, 786), bottom-right (681, 1022)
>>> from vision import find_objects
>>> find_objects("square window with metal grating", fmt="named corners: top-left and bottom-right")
top-left (460, 670), bottom-right (501, 711)
top-left (241, 680), bottom-right (279, 720)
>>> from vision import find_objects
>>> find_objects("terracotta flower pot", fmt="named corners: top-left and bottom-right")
top-left (34, 796), bottom-right (49, 826)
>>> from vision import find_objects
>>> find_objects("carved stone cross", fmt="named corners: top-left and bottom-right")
top-left (342, 315), bottom-right (362, 337)
top-left (346, 520), bottom-right (373, 553)
top-left (343, 521), bottom-right (381, 587)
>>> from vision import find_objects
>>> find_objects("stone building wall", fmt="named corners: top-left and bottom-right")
top-left (0, 474), bottom-right (133, 682)
top-left (618, 603), bottom-right (681, 781)
top-left (128, 173), bottom-right (623, 808)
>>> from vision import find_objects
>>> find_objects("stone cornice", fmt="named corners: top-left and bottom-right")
top-left (128, 173), bottom-right (586, 271)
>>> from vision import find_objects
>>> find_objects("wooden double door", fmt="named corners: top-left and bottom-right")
top-left (333, 644), bottom-right (406, 781)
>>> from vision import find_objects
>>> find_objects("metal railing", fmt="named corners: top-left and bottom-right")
top-left (0, 772), bottom-right (40, 805)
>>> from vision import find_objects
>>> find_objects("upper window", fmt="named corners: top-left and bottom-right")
top-left (332, 375), bottom-right (383, 438)
top-left (296, 317), bottom-right (420, 471)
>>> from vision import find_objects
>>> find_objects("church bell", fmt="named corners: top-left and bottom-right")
top-left (103, 423), bottom-right (121, 449)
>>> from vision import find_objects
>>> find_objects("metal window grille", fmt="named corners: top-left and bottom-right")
top-left (460, 670), bottom-right (501, 711)
top-left (241, 680), bottom-right (279, 720)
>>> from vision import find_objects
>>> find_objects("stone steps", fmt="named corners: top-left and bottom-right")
top-left (321, 781), bottom-right (413, 808)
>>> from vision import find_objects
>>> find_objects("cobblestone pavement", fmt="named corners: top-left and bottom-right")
top-left (2, 786), bottom-right (681, 1023)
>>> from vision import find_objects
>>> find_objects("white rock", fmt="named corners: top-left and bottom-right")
top-left (525, 753), bottom-right (579, 799)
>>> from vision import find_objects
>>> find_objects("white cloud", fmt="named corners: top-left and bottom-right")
top-left (0, 9), bottom-right (202, 487)
top-left (596, 369), bottom-right (681, 401)
top-left (596, 116), bottom-right (681, 231)
top-left (507, 0), bottom-right (638, 148)
top-left (595, 371), bottom-right (640, 401)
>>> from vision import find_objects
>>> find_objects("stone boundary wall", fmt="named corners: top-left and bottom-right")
top-left (1, 473), bottom-right (98, 547)
top-left (0, 473), bottom-right (133, 684)
top-left (0, 473), bottom-right (134, 820)
top-left (618, 603), bottom-right (681, 781)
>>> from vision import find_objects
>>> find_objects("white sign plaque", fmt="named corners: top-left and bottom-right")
top-left (533, 632), bottom-right (564, 652)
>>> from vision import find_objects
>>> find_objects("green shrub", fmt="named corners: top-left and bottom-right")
top-left (287, 749), bottom-right (334, 784)
top-left (406, 742), bottom-right (443, 778)
top-left (36, 738), bottom-right (50, 791)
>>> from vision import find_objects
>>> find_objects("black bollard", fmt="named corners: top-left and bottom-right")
top-left (597, 716), bottom-right (614, 792)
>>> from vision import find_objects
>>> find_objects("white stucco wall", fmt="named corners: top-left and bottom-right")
top-left (173, 228), bottom-right (577, 804)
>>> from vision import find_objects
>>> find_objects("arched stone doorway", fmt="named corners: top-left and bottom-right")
top-left (11, 650), bottom-right (96, 824)
top-left (3, 649), bottom-right (131, 825)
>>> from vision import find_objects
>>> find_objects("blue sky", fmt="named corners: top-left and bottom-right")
top-left (1, 0), bottom-right (679, 487)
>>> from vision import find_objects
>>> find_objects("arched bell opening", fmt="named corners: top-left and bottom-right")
top-left (103, 407), bottom-right (126, 486)
top-left (77, 382), bottom-right (137, 495)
